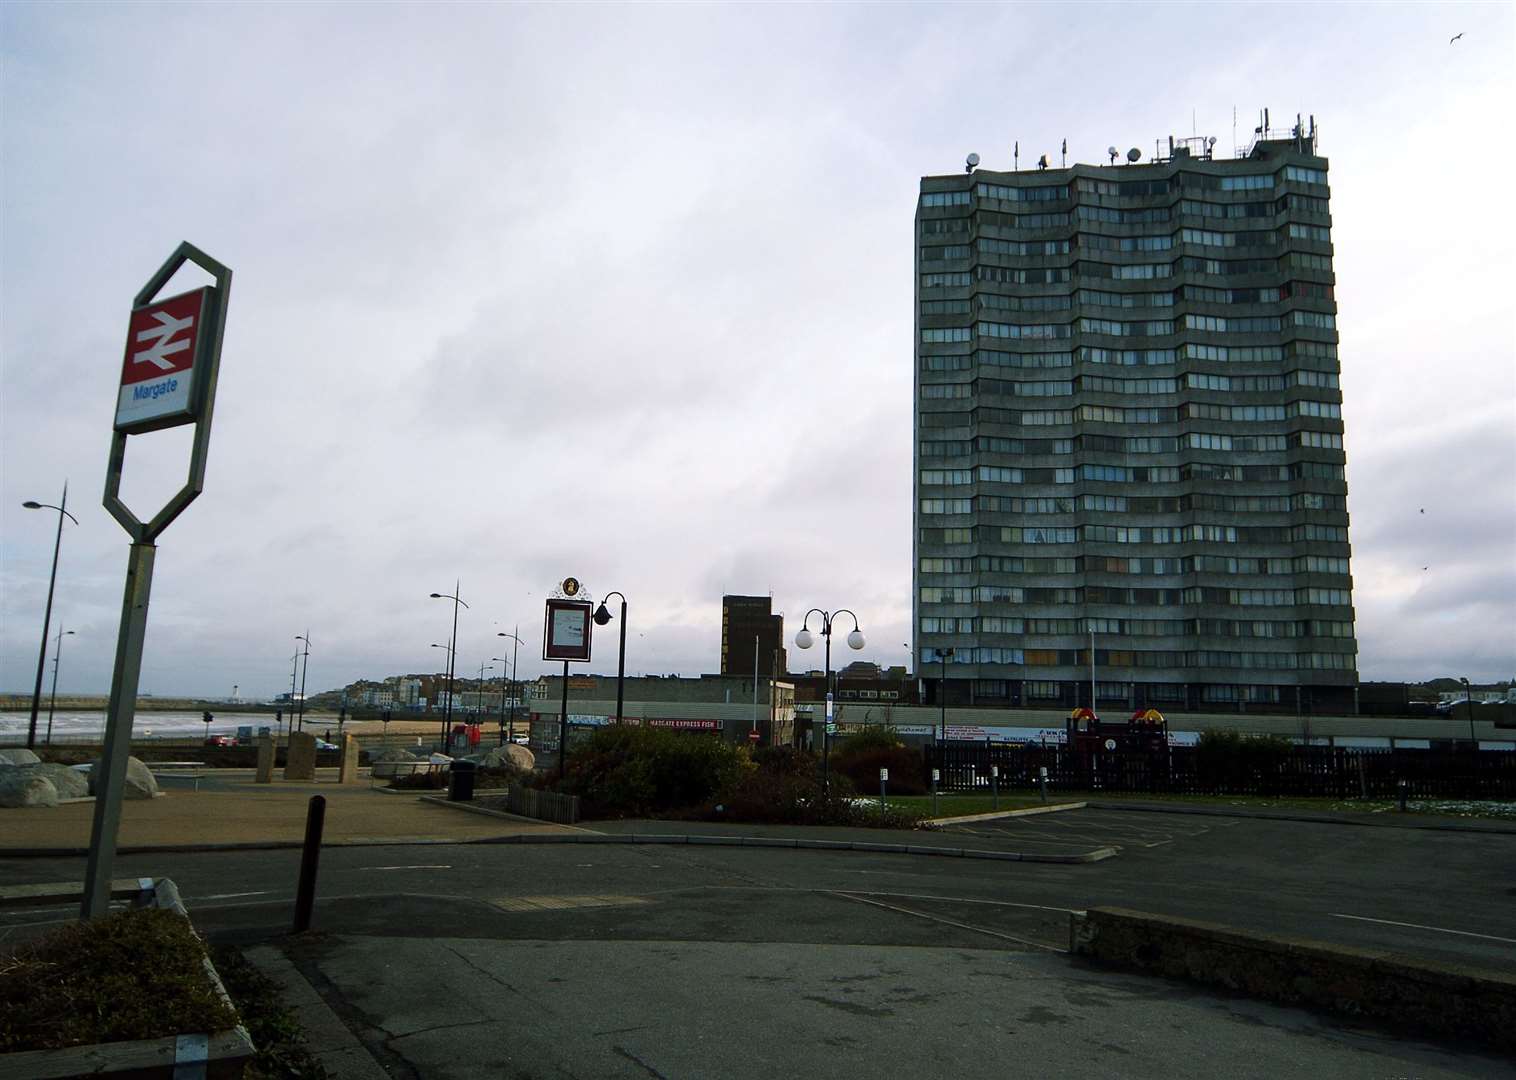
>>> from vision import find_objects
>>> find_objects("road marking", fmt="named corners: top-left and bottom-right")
top-left (191, 891), bottom-right (271, 901)
top-left (357, 865), bottom-right (453, 871)
top-left (491, 894), bottom-right (648, 913)
top-left (829, 891), bottom-right (1066, 953)
top-left (845, 890), bottom-right (1077, 914)
top-left (1328, 913), bottom-right (1516, 945)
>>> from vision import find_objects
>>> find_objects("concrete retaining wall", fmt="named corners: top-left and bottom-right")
top-left (1070, 906), bottom-right (1515, 1052)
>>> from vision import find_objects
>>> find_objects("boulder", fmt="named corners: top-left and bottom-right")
top-left (370, 748), bottom-right (417, 779)
top-left (0, 747), bottom-right (42, 766)
top-left (0, 771), bottom-right (59, 808)
top-left (88, 756), bottom-right (159, 799)
top-left (480, 745), bottom-right (535, 771)
top-left (24, 762), bottom-right (90, 799)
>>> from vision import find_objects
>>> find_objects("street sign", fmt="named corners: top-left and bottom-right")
top-left (543, 598), bottom-right (593, 662)
top-left (115, 287), bottom-right (216, 434)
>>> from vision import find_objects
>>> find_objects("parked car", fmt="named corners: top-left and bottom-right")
top-left (315, 739), bottom-right (338, 751)
top-left (205, 734), bottom-right (237, 747)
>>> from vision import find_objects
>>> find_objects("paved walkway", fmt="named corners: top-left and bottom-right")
top-left (0, 776), bottom-right (579, 851)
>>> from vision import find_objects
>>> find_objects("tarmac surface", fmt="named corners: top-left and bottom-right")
top-left (3, 778), bottom-right (1513, 1078)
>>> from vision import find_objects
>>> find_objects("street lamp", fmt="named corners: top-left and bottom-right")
top-left (23, 484), bottom-right (78, 749)
top-left (794, 608), bottom-right (865, 794)
top-left (431, 584), bottom-right (467, 752)
top-left (936, 647), bottom-right (956, 743)
top-left (492, 656), bottom-right (513, 744)
top-left (295, 632), bottom-right (311, 732)
top-left (593, 592), bottom-right (629, 729)
top-left (45, 628), bottom-right (76, 745)
top-left (497, 627), bottom-right (524, 742)
top-left (1461, 677), bottom-right (1475, 748)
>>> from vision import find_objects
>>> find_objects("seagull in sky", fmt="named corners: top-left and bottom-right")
top-left (1450, 32), bottom-right (1463, 44)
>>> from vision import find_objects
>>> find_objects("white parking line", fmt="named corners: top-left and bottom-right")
top-left (191, 891), bottom-right (271, 901)
top-left (1329, 913), bottom-right (1516, 945)
top-left (357, 864), bottom-right (452, 871)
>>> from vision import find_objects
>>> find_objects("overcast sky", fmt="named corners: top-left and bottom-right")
top-left (2, 2), bottom-right (1513, 700)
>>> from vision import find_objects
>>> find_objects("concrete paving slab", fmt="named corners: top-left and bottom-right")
top-left (294, 934), bottom-right (1511, 1080)
top-left (244, 944), bottom-right (389, 1080)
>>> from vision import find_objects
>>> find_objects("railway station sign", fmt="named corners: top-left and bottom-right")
top-left (114, 286), bottom-right (218, 434)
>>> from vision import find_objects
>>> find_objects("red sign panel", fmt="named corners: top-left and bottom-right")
top-left (115, 288), bottom-right (212, 433)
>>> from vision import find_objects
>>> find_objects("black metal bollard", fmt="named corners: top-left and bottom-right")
top-left (931, 768), bottom-right (939, 816)
top-left (293, 795), bottom-right (326, 933)
top-left (991, 765), bottom-right (1000, 811)
top-left (879, 767), bottom-right (888, 811)
top-left (1397, 779), bottom-right (1408, 813)
top-left (1038, 765), bottom-right (1049, 804)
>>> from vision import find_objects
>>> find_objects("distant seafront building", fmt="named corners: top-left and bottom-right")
top-left (912, 119), bottom-right (1357, 714)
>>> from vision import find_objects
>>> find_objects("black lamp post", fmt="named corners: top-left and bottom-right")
top-left (45, 627), bottom-right (76, 745)
top-left (937, 647), bottom-right (956, 743)
top-left (794, 608), bottom-right (866, 794)
top-left (498, 628), bottom-right (523, 741)
top-left (593, 592), bottom-right (628, 728)
top-left (1462, 677), bottom-right (1475, 748)
top-left (295, 632), bottom-right (311, 732)
top-left (23, 484), bottom-right (77, 749)
top-left (430, 640), bottom-right (456, 751)
top-left (430, 584), bottom-right (467, 753)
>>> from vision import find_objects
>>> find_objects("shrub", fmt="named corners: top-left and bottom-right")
top-left (560, 725), bottom-right (752, 818)
top-left (834, 724), bottom-right (903, 757)
top-left (831, 744), bottom-right (928, 796)
top-left (1195, 728), bottom-right (1294, 792)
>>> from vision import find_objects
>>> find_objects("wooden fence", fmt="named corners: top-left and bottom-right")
top-left (924, 744), bottom-right (1516, 800)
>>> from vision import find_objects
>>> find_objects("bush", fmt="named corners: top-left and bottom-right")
top-left (1195, 729), bottom-right (1294, 792)
top-left (831, 744), bottom-right (928, 796)
top-left (833, 724), bottom-right (903, 757)
top-left (560, 726), bottom-right (752, 818)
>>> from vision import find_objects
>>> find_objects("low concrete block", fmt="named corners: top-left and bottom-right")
top-left (284, 732), bottom-right (316, 782)
top-left (1070, 906), bottom-right (1516, 1052)
top-left (337, 734), bottom-right (360, 784)
top-left (255, 736), bottom-right (274, 784)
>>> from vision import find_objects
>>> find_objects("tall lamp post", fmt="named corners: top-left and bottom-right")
top-left (23, 484), bottom-right (78, 749)
top-left (295, 632), bottom-right (311, 732)
top-left (430, 640), bottom-right (456, 751)
top-left (289, 649), bottom-right (301, 723)
top-left (592, 592), bottom-right (629, 727)
top-left (492, 656), bottom-right (513, 744)
top-left (431, 584), bottom-right (467, 753)
top-left (1462, 677), bottom-right (1475, 748)
top-left (45, 627), bottom-right (76, 745)
top-left (497, 627), bottom-right (524, 741)
top-left (794, 608), bottom-right (865, 794)
top-left (936, 647), bottom-right (955, 743)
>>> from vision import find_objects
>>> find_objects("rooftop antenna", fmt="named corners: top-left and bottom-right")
top-left (1206, 135), bottom-right (1217, 160)
top-left (964, 152), bottom-right (979, 174)
top-left (1061, 138), bottom-right (1067, 167)
top-left (1107, 145), bottom-right (1118, 165)
top-left (1037, 153), bottom-right (1048, 171)
top-left (1014, 141), bottom-right (1019, 171)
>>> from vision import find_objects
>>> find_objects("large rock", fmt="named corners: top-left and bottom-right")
top-left (370, 748), bottom-right (417, 779)
top-left (481, 745), bottom-right (535, 772)
top-left (0, 747), bottom-right (42, 766)
top-left (88, 756), bottom-right (159, 800)
top-left (24, 762), bottom-right (90, 799)
top-left (0, 771), bottom-right (58, 808)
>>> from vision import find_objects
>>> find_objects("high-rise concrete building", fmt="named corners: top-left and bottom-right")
top-left (720, 595), bottom-right (786, 679)
top-left (912, 121), bottom-right (1356, 714)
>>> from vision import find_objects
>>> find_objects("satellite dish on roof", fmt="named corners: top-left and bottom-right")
top-left (1126, 147), bottom-right (1142, 163)
top-left (1107, 145), bottom-right (1119, 164)
top-left (1207, 135), bottom-right (1217, 146)
top-left (965, 152), bottom-right (980, 174)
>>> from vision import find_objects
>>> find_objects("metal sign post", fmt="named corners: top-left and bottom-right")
top-left (82, 242), bottom-right (231, 919)
top-left (543, 579), bottom-right (593, 782)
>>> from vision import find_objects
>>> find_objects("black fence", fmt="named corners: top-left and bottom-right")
top-left (924, 743), bottom-right (1516, 801)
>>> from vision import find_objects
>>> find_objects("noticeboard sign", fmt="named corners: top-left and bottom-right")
top-left (543, 598), bottom-right (593, 662)
top-left (115, 287), bottom-right (216, 434)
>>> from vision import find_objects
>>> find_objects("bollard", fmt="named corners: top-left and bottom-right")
top-left (1038, 765), bottom-right (1049, 804)
top-left (1397, 779), bottom-right (1408, 813)
top-left (931, 768), bottom-right (940, 816)
top-left (879, 767), bottom-right (889, 811)
top-left (293, 795), bottom-right (326, 933)
top-left (991, 765), bottom-right (1000, 811)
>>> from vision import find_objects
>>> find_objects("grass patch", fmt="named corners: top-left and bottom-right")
top-left (0, 907), bottom-right (238, 1053)
top-left (207, 945), bottom-right (330, 1080)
